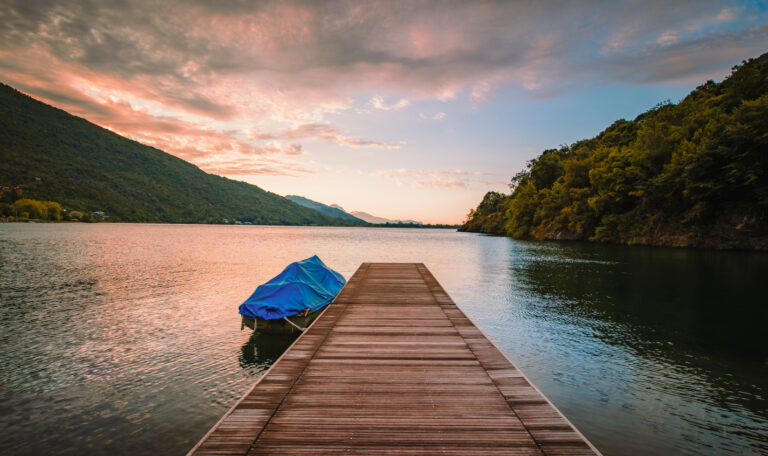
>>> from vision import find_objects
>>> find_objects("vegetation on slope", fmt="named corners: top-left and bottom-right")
top-left (0, 198), bottom-right (63, 221)
top-left (461, 54), bottom-right (768, 249)
top-left (0, 83), bottom-right (343, 225)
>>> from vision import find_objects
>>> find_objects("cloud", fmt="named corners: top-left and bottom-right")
top-left (471, 81), bottom-right (492, 104)
top-left (3, 1), bottom-right (764, 105)
top-left (0, 0), bottom-right (765, 180)
top-left (232, 142), bottom-right (304, 156)
top-left (657, 32), bottom-right (679, 46)
top-left (376, 169), bottom-right (502, 190)
top-left (369, 96), bottom-right (410, 111)
top-left (716, 8), bottom-right (735, 22)
top-left (255, 123), bottom-right (400, 148)
top-left (419, 112), bottom-right (447, 121)
top-left (588, 24), bottom-right (768, 86)
top-left (200, 157), bottom-right (317, 177)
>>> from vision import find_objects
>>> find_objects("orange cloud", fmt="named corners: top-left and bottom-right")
top-left (0, 0), bottom-right (764, 183)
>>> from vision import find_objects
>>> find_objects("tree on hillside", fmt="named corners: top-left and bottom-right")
top-left (460, 54), bottom-right (768, 250)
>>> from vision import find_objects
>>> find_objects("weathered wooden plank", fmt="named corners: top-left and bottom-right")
top-left (188, 263), bottom-right (600, 456)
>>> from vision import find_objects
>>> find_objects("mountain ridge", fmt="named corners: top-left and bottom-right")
top-left (0, 83), bottom-right (348, 225)
top-left (284, 195), bottom-right (367, 224)
top-left (349, 211), bottom-right (422, 225)
top-left (285, 195), bottom-right (423, 225)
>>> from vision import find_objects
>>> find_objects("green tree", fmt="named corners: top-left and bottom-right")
top-left (44, 201), bottom-right (62, 221)
top-left (12, 198), bottom-right (46, 220)
top-left (462, 52), bottom-right (768, 249)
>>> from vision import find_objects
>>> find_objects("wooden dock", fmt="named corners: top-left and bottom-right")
top-left (188, 263), bottom-right (600, 456)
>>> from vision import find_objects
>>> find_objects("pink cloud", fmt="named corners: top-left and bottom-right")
top-left (3, 1), bottom-right (762, 106)
top-left (0, 46), bottom-right (391, 179)
top-left (0, 0), bottom-right (764, 184)
top-left (376, 169), bottom-right (502, 190)
top-left (200, 157), bottom-right (317, 177)
top-left (369, 96), bottom-right (410, 111)
top-left (716, 8), bottom-right (735, 22)
top-left (255, 123), bottom-right (400, 148)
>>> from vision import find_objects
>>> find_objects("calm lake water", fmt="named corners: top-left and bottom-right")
top-left (0, 224), bottom-right (766, 455)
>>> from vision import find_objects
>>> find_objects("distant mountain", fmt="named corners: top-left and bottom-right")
top-left (0, 83), bottom-right (340, 225)
top-left (285, 195), bottom-right (367, 223)
top-left (283, 196), bottom-right (422, 225)
top-left (350, 211), bottom-right (422, 225)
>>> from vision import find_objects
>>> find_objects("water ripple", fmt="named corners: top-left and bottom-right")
top-left (0, 224), bottom-right (766, 455)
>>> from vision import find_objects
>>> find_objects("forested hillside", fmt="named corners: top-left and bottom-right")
top-left (0, 84), bottom-right (341, 225)
top-left (461, 54), bottom-right (768, 250)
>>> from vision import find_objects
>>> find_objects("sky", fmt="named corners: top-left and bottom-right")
top-left (1, 1), bottom-right (767, 224)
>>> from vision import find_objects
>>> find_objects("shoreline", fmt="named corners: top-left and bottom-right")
top-left (0, 220), bottom-right (461, 229)
top-left (460, 227), bottom-right (768, 252)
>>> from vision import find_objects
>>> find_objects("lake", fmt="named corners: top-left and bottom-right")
top-left (0, 224), bottom-right (766, 455)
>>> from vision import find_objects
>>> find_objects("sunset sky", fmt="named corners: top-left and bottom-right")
top-left (1, 1), bottom-right (766, 223)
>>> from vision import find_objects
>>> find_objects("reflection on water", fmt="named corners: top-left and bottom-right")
top-left (515, 241), bottom-right (767, 359)
top-left (0, 224), bottom-right (766, 455)
top-left (454, 240), bottom-right (768, 456)
top-left (240, 333), bottom-right (298, 369)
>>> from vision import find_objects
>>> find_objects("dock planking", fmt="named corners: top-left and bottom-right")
top-left (188, 263), bottom-right (600, 456)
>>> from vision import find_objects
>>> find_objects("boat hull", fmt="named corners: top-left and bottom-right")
top-left (241, 307), bottom-right (325, 334)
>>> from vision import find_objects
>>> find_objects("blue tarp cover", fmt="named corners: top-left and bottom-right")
top-left (238, 255), bottom-right (345, 320)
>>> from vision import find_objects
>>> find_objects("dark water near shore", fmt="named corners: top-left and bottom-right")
top-left (0, 224), bottom-right (766, 455)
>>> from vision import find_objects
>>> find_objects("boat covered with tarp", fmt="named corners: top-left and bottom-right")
top-left (239, 255), bottom-right (345, 333)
